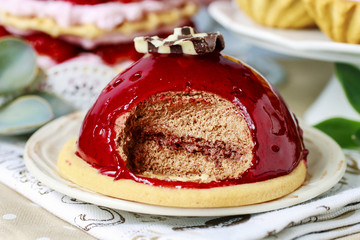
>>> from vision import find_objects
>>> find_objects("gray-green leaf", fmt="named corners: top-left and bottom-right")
top-left (0, 37), bottom-right (38, 94)
top-left (36, 92), bottom-right (75, 118)
top-left (0, 95), bottom-right (54, 135)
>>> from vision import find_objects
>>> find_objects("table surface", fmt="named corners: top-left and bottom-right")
top-left (1, 58), bottom-right (358, 240)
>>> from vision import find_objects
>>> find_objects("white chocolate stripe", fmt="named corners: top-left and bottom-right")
top-left (134, 27), bottom-right (225, 55)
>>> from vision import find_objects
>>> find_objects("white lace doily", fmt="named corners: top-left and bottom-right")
top-left (37, 62), bottom-right (118, 110)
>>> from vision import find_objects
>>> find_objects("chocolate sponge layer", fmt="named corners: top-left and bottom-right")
top-left (115, 91), bottom-right (254, 183)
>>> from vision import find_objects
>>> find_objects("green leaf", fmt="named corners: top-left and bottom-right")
top-left (352, 128), bottom-right (360, 146)
top-left (335, 63), bottom-right (360, 114)
top-left (0, 37), bottom-right (38, 94)
top-left (0, 95), bottom-right (54, 135)
top-left (314, 117), bottom-right (360, 149)
top-left (36, 91), bottom-right (75, 118)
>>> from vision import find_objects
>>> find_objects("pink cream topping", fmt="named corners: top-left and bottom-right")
top-left (0, 0), bottom-right (190, 30)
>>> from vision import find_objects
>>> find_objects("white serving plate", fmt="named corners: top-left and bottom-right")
top-left (24, 111), bottom-right (346, 217)
top-left (208, 1), bottom-right (360, 64)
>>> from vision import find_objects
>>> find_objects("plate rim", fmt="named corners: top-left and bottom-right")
top-left (24, 111), bottom-right (346, 217)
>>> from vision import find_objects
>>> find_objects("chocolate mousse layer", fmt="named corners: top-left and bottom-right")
top-left (115, 91), bottom-right (254, 183)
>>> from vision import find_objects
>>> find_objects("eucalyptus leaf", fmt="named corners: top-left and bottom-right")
top-left (0, 95), bottom-right (54, 135)
top-left (0, 94), bottom-right (17, 107)
top-left (0, 37), bottom-right (38, 94)
top-left (36, 92), bottom-right (75, 118)
top-left (314, 117), bottom-right (360, 149)
top-left (335, 63), bottom-right (360, 114)
top-left (24, 67), bottom-right (46, 93)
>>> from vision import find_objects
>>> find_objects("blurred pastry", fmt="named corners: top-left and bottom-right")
top-left (234, 0), bottom-right (316, 29)
top-left (302, 0), bottom-right (360, 44)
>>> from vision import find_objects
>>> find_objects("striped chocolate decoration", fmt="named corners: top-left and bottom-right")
top-left (134, 27), bottom-right (225, 55)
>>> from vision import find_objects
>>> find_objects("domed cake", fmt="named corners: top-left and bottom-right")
top-left (58, 27), bottom-right (308, 208)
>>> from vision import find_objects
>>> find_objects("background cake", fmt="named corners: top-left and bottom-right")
top-left (0, 0), bottom-right (197, 67)
top-left (58, 27), bottom-right (308, 207)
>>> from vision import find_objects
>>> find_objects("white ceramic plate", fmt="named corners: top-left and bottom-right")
top-left (24, 111), bottom-right (346, 217)
top-left (208, 1), bottom-right (360, 64)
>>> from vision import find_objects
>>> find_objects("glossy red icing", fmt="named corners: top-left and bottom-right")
top-left (25, 33), bottom-right (81, 63)
top-left (94, 42), bottom-right (143, 65)
top-left (0, 25), bottom-right (192, 65)
top-left (0, 26), bottom-right (9, 37)
top-left (77, 53), bottom-right (308, 189)
top-left (24, 32), bottom-right (142, 64)
top-left (0, 28), bottom-right (141, 64)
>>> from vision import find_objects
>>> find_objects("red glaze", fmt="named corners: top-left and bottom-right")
top-left (23, 32), bottom-right (143, 64)
top-left (0, 26), bottom-right (9, 37)
top-left (5, 30), bottom-right (142, 64)
top-left (0, 26), bottom-right (187, 65)
top-left (93, 42), bottom-right (143, 65)
top-left (77, 53), bottom-right (308, 189)
top-left (25, 33), bottom-right (81, 63)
